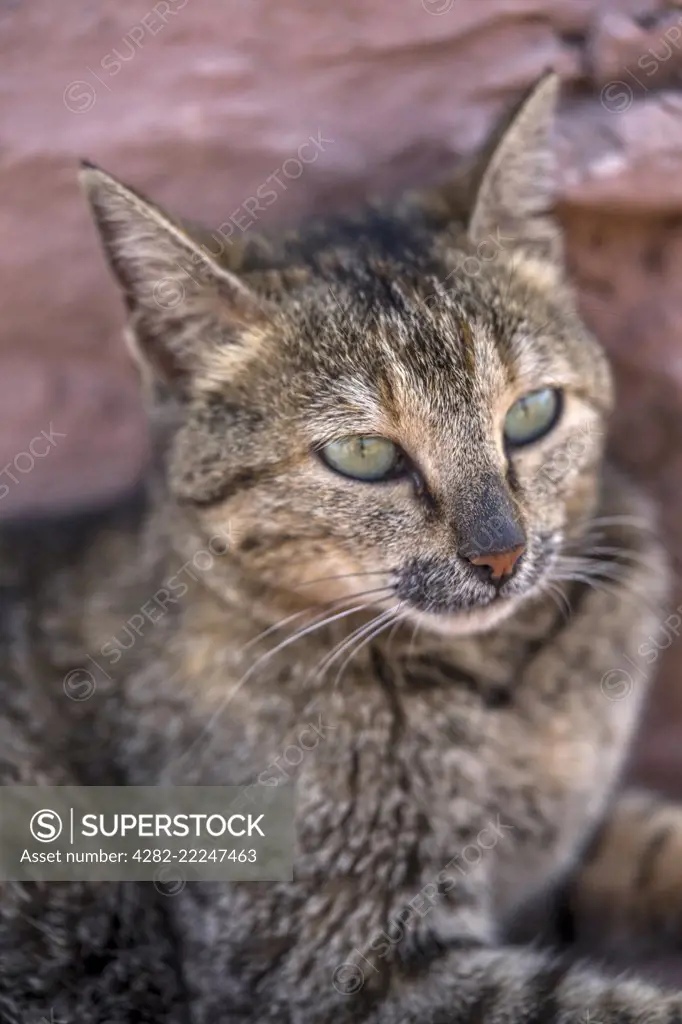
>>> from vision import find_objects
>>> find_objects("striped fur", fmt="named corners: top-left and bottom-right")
top-left (0, 74), bottom-right (680, 1023)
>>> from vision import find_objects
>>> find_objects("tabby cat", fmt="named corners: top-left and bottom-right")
top-left (1, 73), bottom-right (681, 1024)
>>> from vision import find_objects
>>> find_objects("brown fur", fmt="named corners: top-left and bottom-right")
top-left (1, 74), bottom-right (681, 1023)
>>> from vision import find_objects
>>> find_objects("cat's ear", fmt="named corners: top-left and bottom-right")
top-left (79, 162), bottom-right (270, 389)
top-left (468, 73), bottom-right (562, 268)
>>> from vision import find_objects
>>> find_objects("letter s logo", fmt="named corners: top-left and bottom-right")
top-left (30, 809), bottom-right (63, 842)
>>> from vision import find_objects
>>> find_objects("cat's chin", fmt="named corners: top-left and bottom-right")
top-left (407, 597), bottom-right (521, 638)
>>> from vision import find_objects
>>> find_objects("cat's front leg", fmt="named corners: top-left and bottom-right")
top-left (193, 859), bottom-right (682, 1023)
top-left (329, 880), bottom-right (682, 1024)
top-left (366, 942), bottom-right (682, 1024)
top-left (564, 788), bottom-right (682, 957)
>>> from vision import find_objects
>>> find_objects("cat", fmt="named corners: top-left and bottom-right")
top-left (1, 72), bottom-right (682, 1023)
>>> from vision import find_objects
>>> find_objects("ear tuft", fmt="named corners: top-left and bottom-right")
top-left (468, 72), bottom-right (562, 268)
top-left (80, 164), bottom-right (269, 389)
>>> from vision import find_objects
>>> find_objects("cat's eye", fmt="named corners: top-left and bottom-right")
top-left (319, 436), bottom-right (405, 482)
top-left (504, 388), bottom-right (562, 447)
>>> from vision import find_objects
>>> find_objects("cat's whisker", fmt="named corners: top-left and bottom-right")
top-left (242, 585), bottom-right (395, 652)
top-left (325, 607), bottom-right (402, 690)
top-left (175, 595), bottom-right (394, 767)
top-left (539, 580), bottom-right (572, 621)
top-left (556, 552), bottom-right (628, 570)
top-left (237, 595), bottom-right (394, 680)
top-left (573, 544), bottom-right (682, 589)
top-left (552, 571), bottom-right (616, 597)
top-left (553, 560), bottom-right (629, 588)
top-left (554, 556), bottom-right (622, 580)
top-left (560, 549), bottom-right (661, 581)
top-left (571, 544), bottom-right (653, 561)
top-left (408, 618), bottom-right (422, 659)
top-left (305, 611), bottom-right (385, 688)
top-left (552, 563), bottom-right (656, 610)
top-left (296, 569), bottom-right (392, 589)
top-left (331, 605), bottom-right (407, 691)
top-left (555, 555), bottom-right (651, 585)
top-left (583, 514), bottom-right (656, 534)
top-left (385, 613), bottom-right (406, 653)
top-left (562, 541), bottom-right (658, 567)
top-left (307, 606), bottom-right (399, 690)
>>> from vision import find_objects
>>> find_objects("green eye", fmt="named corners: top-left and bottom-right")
top-left (319, 436), bottom-right (404, 482)
top-left (504, 388), bottom-right (562, 446)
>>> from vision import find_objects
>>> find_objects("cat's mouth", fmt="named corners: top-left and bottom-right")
top-left (392, 533), bottom-right (559, 633)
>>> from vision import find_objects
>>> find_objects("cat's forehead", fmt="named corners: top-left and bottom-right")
top-left (242, 204), bottom-right (565, 398)
top-left (282, 253), bottom-right (560, 406)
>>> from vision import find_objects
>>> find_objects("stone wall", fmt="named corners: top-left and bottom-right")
top-left (2, 0), bottom-right (682, 787)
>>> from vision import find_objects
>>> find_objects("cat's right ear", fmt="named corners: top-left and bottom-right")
top-left (467, 73), bottom-right (562, 268)
top-left (79, 163), bottom-right (272, 391)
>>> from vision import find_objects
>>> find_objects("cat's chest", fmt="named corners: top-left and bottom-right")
top-left (287, 676), bottom-right (635, 914)
top-left (138, 656), bottom-right (629, 832)
top-left (125, 645), bottom-right (635, 916)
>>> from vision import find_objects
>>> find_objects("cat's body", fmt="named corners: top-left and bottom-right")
top-left (2, 75), bottom-right (682, 1023)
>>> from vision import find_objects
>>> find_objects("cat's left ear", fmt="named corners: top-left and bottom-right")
top-left (468, 72), bottom-right (562, 268)
top-left (80, 163), bottom-right (272, 390)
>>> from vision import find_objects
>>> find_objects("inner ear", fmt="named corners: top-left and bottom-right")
top-left (467, 73), bottom-right (562, 268)
top-left (80, 162), bottom-right (273, 389)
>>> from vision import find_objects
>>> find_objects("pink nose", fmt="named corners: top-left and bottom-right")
top-left (466, 544), bottom-right (525, 581)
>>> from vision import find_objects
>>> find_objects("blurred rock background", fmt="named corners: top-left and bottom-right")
top-left (1, 1), bottom-right (681, 797)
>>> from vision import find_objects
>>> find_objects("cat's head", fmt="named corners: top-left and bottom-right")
top-left (81, 74), bottom-right (612, 636)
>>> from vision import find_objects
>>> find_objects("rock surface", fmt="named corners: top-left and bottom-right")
top-left (1, 1), bottom-right (682, 790)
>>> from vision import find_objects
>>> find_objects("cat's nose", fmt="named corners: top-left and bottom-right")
top-left (464, 544), bottom-right (525, 582)
top-left (456, 474), bottom-right (526, 583)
